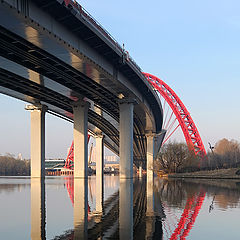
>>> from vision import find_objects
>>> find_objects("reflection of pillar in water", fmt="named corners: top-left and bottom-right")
top-left (95, 135), bottom-right (104, 214)
top-left (147, 178), bottom-right (154, 215)
top-left (146, 134), bottom-right (155, 215)
top-left (74, 178), bottom-right (88, 240)
top-left (119, 178), bottom-right (133, 240)
top-left (139, 162), bottom-right (143, 178)
top-left (145, 216), bottom-right (155, 240)
top-left (31, 178), bottom-right (46, 240)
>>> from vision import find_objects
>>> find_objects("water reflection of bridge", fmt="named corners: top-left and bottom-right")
top-left (57, 176), bottom-right (164, 239)
top-left (31, 176), bottom-right (240, 239)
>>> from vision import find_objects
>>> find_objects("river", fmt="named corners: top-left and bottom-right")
top-left (0, 176), bottom-right (239, 239)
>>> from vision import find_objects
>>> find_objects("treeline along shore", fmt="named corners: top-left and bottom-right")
top-left (0, 154), bottom-right (30, 176)
top-left (155, 138), bottom-right (240, 179)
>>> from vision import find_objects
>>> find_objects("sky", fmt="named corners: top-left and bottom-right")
top-left (0, 0), bottom-right (240, 158)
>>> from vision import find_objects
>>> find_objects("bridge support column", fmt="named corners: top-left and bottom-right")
top-left (26, 104), bottom-right (47, 178)
top-left (73, 100), bottom-right (90, 178)
top-left (119, 101), bottom-right (134, 239)
top-left (119, 101), bottom-right (134, 179)
top-left (146, 134), bottom-right (155, 215)
top-left (95, 134), bottom-right (104, 213)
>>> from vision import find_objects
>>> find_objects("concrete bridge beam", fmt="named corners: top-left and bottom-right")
top-left (119, 101), bottom-right (134, 179)
top-left (73, 100), bottom-right (90, 178)
top-left (26, 104), bottom-right (47, 178)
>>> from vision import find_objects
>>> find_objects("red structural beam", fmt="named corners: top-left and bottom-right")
top-left (64, 135), bottom-right (90, 169)
top-left (143, 73), bottom-right (206, 158)
top-left (64, 177), bottom-right (91, 213)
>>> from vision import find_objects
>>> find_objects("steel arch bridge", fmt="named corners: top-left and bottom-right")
top-left (144, 73), bottom-right (206, 158)
top-left (65, 72), bottom-right (206, 169)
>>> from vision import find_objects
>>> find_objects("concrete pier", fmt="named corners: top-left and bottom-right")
top-left (31, 178), bottom-right (46, 240)
top-left (73, 100), bottom-right (90, 178)
top-left (119, 101), bottom-right (134, 238)
top-left (119, 101), bottom-right (134, 179)
top-left (95, 134), bottom-right (104, 213)
top-left (74, 178), bottom-right (88, 240)
top-left (146, 134), bottom-right (155, 215)
top-left (26, 104), bottom-right (47, 178)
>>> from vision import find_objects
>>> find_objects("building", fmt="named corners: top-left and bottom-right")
top-left (105, 155), bottom-right (119, 163)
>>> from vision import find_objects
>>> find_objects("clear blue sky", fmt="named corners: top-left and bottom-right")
top-left (0, 0), bottom-right (240, 158)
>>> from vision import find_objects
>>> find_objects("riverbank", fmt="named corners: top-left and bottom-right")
top-left (168, 168), bottom-right (240, 179)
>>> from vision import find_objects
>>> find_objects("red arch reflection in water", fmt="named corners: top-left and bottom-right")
top-left (170, 191), bottom-right (206, 240)
top-left (64, 177), bottom-right (90, 213)
top-left (66, 176), bottom-right (205, 239)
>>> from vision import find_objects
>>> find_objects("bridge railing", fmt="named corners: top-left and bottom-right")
top-left (63, 0), bottom-right (142, 72)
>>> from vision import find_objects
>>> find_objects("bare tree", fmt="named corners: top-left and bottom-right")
top-left (215, 138), bottom-right (240, 155)
top-left (208, 138), bottom-right (240, 169)
top-left (156, 142), bottom-right (197, 173)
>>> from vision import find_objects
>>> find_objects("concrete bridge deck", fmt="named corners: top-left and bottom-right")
top-left (0, 0), bottom-right (163, 167)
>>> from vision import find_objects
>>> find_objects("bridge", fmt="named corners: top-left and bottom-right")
top-left (0, 0), bottom-right (164, 177)
top-left (0, 0), bottom-right (206, 239)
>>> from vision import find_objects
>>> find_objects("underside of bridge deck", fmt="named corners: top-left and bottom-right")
top-left (0, 0), bottom-right (164, 180)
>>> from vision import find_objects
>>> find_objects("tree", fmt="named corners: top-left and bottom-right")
top-left (0, 155), bottom-right (30, 176)
top-left (156, 142), bottom-right (198, 173)
top-left (214, 138), bottom-right (240, 155)
top-left (207, 138), bottom-right (240, 169)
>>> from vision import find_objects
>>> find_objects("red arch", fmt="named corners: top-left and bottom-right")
top-left (64, 135), bottom-right (91, 169)
top-left (144, 73), bottom-right (206, 158)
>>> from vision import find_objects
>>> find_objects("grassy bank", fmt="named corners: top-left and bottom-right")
top-left (168, 168), bottom-right (240, 179)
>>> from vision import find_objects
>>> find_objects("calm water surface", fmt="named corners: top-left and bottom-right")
top-left (0, 176), bottom-right (240, 239)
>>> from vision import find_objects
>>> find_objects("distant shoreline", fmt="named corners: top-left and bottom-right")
top-left (166, 168), bottom-right (240, 179)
